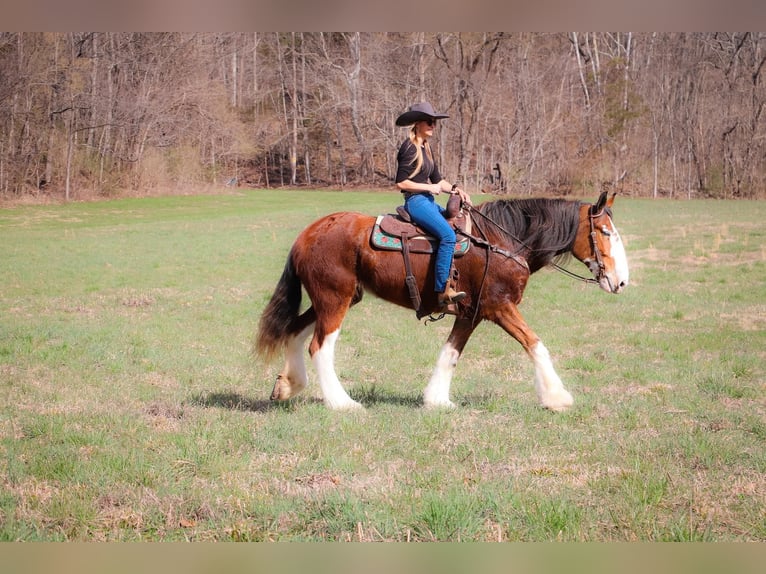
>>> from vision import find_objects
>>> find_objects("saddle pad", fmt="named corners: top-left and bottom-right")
top-left (371, 215), bottom-right (470, 256)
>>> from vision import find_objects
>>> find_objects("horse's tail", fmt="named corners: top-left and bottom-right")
top-left (254, 249), bottom-right (303, 362)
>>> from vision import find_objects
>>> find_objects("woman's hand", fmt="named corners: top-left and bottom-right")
top-left (429, 183), bottom-right (442, 195)
top-left (452, 185), bottom-right (472, 206)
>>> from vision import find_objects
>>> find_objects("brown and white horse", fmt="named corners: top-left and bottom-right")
top-left (255, 191), bottom-right (629, 411)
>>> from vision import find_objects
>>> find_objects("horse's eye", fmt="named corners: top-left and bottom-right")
top-left (600, 226), bottom-right (612, 237)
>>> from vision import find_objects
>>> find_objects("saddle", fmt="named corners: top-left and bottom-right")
top-left (371, 211), bottom-right (471, 256)
top-left (370, 194), bottom-right (472, 318)
top-left (371, 193), bottom-right (472, 256)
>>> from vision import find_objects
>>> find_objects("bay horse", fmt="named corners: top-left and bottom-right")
top-left (255, 191), bottom-right (629, 411)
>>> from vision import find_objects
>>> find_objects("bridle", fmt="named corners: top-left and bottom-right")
top-left (554, 204), bottom-right (611, 286)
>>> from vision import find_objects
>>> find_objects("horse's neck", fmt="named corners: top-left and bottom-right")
top-left (479, 203), bottom-right (577, 273)
top-left (525, 243), bottom-right (569, 274)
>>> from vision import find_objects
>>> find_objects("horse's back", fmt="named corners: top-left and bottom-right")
top-left (291, 212), bottom-right (374, 275)
top-left (295, 211), bottom-right (373, 248)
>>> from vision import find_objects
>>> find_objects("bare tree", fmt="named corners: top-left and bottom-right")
top-left (433, 32), bottom-right (505, 185)
top-left (320, 32), bottom-right (372, 181)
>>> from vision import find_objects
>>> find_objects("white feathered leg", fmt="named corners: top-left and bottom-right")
top-left (270, 324), bottom-right (313, 401)
top-left (531, 341), bottom-right (573, 412)
top-left (312, 329), bottom-right (363, 411)
top-left (423, 342), bottom-right (460, 409)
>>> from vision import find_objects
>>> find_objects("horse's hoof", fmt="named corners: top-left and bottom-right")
top-left (545, 403), bottom-right (571, 413)
top-left (270, 374), bottom-right (305, 401)
top-left (423, 399), bottom-right (457, 410)
top-left (541, 390), bottom-right (574, 412)
top-left (327, 399), bottom-right (365, 412)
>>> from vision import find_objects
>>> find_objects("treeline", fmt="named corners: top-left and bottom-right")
top-left (1, 32), bottom-right (764, 200)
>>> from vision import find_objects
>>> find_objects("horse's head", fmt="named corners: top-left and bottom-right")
top-left (572, 191), bottom-right (629, 294)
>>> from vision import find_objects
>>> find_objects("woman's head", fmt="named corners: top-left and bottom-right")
top-left (395, 102), bottom-right (448, 127)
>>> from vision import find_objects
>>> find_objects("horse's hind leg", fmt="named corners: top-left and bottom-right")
top-left (307, 287), bottom-right (364, 411)
top-left (269, 303), bottom-right (362, 411)
top-left (270, 322), bottom-right (313, 401)
top-left (310, 327), bottom-right (363, 411)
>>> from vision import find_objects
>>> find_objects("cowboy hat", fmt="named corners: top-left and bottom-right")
top-left (395, 102), bottom-right (449, 126)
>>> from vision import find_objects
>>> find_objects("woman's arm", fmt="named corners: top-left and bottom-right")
top-left (397, 178), bottom-right (472, 205)
top-left (396, 179), bottom-right (442, 195)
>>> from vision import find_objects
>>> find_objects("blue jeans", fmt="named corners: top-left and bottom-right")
top-left (404, 193), bottom-right (456, 293)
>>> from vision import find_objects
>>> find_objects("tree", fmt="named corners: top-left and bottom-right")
top-left (433, 32), bottom-right (505, 183)
top-left (320, 32), bottom-right (373, 182)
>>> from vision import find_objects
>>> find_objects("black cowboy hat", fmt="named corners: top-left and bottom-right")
top-left (395, 102), bottom-right (449, 126)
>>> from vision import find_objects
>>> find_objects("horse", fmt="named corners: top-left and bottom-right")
top-left (254, 190), bottom-right (629, 411)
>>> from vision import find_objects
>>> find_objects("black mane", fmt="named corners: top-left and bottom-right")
top-left (474, 197), bottom-right (583, 272)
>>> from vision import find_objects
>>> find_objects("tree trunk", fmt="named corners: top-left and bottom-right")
top-left (291, 33), bottom-right (298, 185)
top-left (571, 32), bottom-right (591, 109)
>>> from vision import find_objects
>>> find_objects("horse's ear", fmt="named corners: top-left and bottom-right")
top-left (606, 192), bottom-right (617, 208)
top-left (595, 190), bottom-right (608, 211)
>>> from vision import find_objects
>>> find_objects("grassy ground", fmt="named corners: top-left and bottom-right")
top-left (0, 189), bottom-right (764, 541)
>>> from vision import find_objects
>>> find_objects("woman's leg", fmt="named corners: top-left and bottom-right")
top-left (405, 194), bottom-right (457, 293)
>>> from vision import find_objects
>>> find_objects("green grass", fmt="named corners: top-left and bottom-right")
top-left (1, 189), bottom-right (765, 541)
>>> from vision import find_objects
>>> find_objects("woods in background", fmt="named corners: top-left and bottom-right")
top-left (1, 32), bottom-right (764, 200)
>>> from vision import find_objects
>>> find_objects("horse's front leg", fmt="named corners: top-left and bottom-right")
top-left (423, 318), bottom-right (476, 409)
top-left (492, 303), bottom-right (574, 412)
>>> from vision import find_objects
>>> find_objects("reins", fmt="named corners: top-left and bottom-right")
top-left (549, 262), bottom-right (599, 284)
top-left (460, 205), bottom-right (527, 270)
top-left (463, 202), bottom-right (602, 286)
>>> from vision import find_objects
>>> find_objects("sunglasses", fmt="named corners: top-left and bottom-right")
top-left (423, 118), bottom-right (436, 126)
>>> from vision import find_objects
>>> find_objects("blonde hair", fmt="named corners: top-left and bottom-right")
top-left (407, 126), bottom-right (434, 179)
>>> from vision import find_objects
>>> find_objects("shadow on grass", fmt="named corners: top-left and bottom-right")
top-left (189, 391), bottom-right (331, 412)
top-left (348, 386), bottom-right (422, 408)
top-left (191, 389), bottom-right (525, 413)
top-left (188, 391), bottom-right (274, 413)
top-left (191, 388), bottom-right (424, 412)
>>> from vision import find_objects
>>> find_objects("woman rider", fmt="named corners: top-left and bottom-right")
top-left (394, 102), bottom-right (472, 306)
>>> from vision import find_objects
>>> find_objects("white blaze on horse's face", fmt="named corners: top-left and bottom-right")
top-left (595, 215), bottom-right (629, 294)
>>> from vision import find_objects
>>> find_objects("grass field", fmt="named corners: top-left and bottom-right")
top-left (1, 189), bottom-right (764, 541)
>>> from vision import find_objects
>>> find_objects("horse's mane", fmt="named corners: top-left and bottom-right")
top-left (474, 197), bottom-right (583, 272)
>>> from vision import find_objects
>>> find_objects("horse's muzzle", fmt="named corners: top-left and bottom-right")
top-left (600, 274), bottom-right (628, 294)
